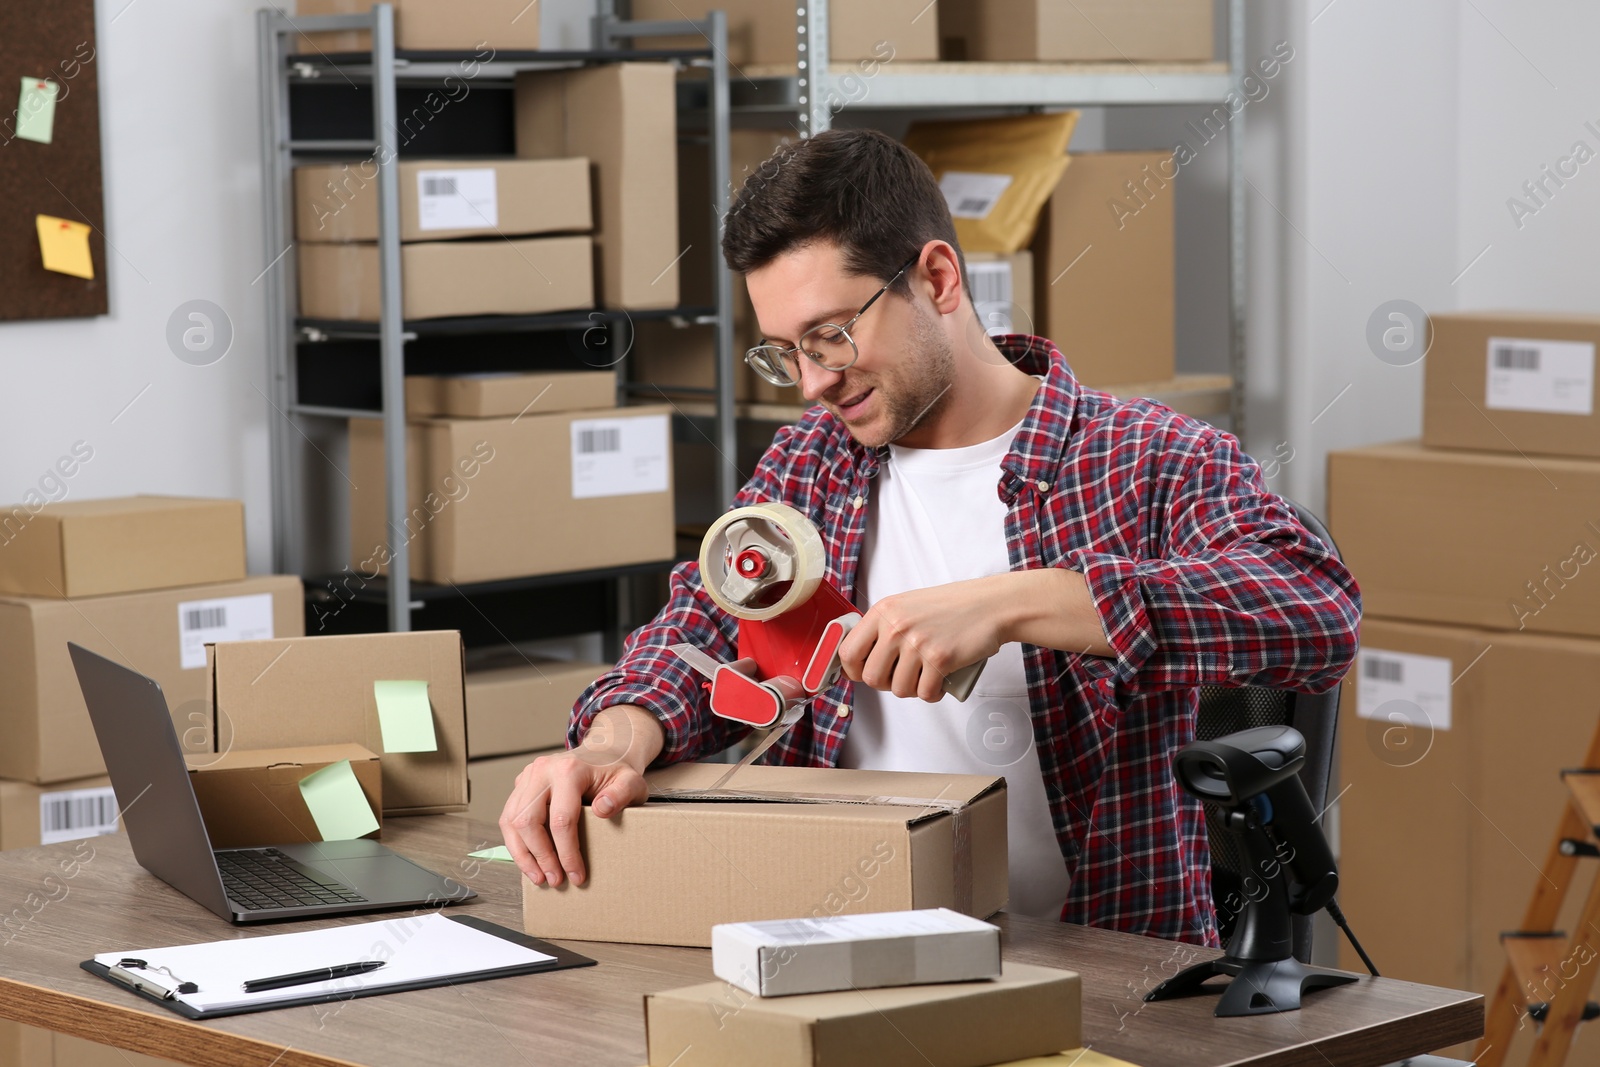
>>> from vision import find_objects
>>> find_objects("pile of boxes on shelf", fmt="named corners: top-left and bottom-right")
top-left (347, 369), bottom-right (674, 584)
top-left (293, 60), bottom-right (679, 319)
top-left (1330, 311), bottom-right (1600, 1062)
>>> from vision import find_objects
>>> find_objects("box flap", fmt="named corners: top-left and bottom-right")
top-left (646, 763), bottom-right (1004, 814)
top-left (185, 743), bottom-right (379, 772)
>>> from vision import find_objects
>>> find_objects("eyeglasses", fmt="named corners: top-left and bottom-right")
top-left (744, 253), bottom-right (920, 388)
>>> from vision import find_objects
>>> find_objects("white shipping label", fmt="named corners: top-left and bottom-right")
top-left (416, 168), bottom-right (499, 231)
top-left (177, 593), bottom-right (275, 669)
top-left (571, 415), bottom-right (670, 499)
top-left (967, 261), bottom-right (1015, 336)
top-left (1484, 336), bottom-right (1595, 415)
top-left (939, 171), bottom-right (1013, 220)
top-left (1355, 648), bottom-right (1452, 731)
top-left (40, 785), bottom-right (120, 845)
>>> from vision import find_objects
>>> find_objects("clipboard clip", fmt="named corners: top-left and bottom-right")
top-left (108, 958), bottom-right (199, 1000)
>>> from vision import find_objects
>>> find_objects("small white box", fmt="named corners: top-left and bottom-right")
top-left (712, 908), bottom-right (1002, 997)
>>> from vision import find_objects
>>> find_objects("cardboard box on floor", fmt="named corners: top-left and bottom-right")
top-left (0, 496), bottom-right (244, 599)
top-left (0, 775), bottom-right (119, 851)
top-left (186, 744), bottom-right (382, 850)
top-left (1423, 311), bottom-right (1600, 459)
top-left (297, 237), bottom-right (594, 321)
top-left (294, 158), bottom-right (591, 243)
top-left (294, 0), bottom-right (540, 52)
top-left (645, 962), bottom-right (1080, 1067)
top-left (405, 371), bottom-right (616, 419)
top-left (629, 0), bottom-right (938, 66)
top-left (515, 64), bottom-right (678, 310)
top-left (1336, 616), bottom-right (1600, 1065)
top-left (1327, 438), bottom-right (1600, 640)
top-left (0, 1024), bottom-right (183, 1067)
top-left (467, 749), bottom-right (558, 825)
top-left (209, 632), bottom-right (468, 816)
top-left (347, 406), bottom-right (675, 584)
top-left (522, 763), bottom-right (1008, 947)
top-left (1032, 151), bottom-right (1177, 387)
top-left (940, 0), bottom-right (1213, 62)
top-left (0, 574), bottom-right (304, 783)
top-left (466, 660), bottom-right (607, 758)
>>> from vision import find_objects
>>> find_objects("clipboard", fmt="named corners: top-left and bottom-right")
top-left (81, 914), bottom-right (595, 1019)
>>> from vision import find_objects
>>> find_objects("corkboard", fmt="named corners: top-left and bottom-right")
top-left (0, 0), bottom-right (107, 321)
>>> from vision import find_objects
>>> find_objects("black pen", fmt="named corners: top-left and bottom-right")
top-left (241, 960), bottom-right (385, 993)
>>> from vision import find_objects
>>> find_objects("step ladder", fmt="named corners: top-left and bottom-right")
top-left (1477, 740), bottom-right (1600, 1067)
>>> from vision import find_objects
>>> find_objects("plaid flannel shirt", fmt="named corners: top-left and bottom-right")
top-left (570, 335), bottom-right (1361, 946)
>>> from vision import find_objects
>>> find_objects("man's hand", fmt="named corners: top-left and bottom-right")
top-left (838, 570), bottom-right (1117, 701)
top-left (499, 705), bottom-right (663, 888)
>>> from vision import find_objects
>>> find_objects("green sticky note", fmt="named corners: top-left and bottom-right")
top-left (469, 845), bottom-right (513, 862)
top-left (16, 78), bottom-right (58, 145)
top-left (298, 760), bottom-right (380, 841)
top-left (374, 679), bottom-right (438, 753)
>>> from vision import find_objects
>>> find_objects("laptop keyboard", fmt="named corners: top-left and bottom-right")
top-left (218, 847), bottom-right (369, 911)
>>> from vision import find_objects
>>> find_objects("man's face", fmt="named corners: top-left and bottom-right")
top-left (746, 242), bottom-right (955, 449)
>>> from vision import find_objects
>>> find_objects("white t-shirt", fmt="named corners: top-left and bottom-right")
top-left (838, 418), bottom-right (1072, 920)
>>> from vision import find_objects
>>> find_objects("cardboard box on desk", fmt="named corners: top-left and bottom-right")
top-left (1327, 438), bottom-right (1600, 640)
top-left (644, 962), bottom-right (1080, 1067)
top-left (940, 0), bottom-right (1213, 61)
top-left (294, 0), bottom-right (540, 52)
top-left (208, 632), bottom-right (468, 816)
top-left (0, 575), bottom-right (303, 783)
top-left (1032, 151), bottom-right (1176, 387)
top-left (0, 495), bottom-right (244, 599)
top-left (295, 158), bottom-right (591, 243)
top-left (1336, 616), bottom-right (1600, 1035)
top-left (522, 763), bottom-right (1008, 947)
top-left (466, 659), bottom-right (607, 758)
top-left (514, 64), bottom-right (678, 310)
top-left (1423, 311), bottom-right (1600, 459)
top-left (186, 744), bottom-right (382, 850)
top-left (405, 371), bottom-right (616, 419)
top-left (0, 775), bottom-right (119, 850)
top-left (347, 406), bottom-right (674, 584)
top-left (629, 0), bottom-right (938, 66)
top-left (467, 749), bottom-right (559, 825)
top-left (297, 237), bottom-right (594, 321)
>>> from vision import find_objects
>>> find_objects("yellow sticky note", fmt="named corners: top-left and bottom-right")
top-left (298, 759), bottom-right (381, 841)
top-left (36, 215), bottom-right (93, 280)
top-left (374, 679), bottom-right (438, 753)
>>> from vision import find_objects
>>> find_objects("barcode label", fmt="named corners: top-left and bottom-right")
top-left (1362, 656), bottom-right (1403, 682)
top-left (183, 605), bottom-right (227, 631)
top-left (1492, 345), bottom-right (1540, 370)
top-left (577, 427), bottom-right (621, 454)
top-left (416, 168), bottom-right (498, 231)
top-left (177, 592), bottom-right (275, 670)
top-left (571, 415), bottom-right (670, 500)
top-left (967, 260), bottom-right (1016, 336)
top-left (1485, 336), bottom-right (1595, 416)
top-left (939, 171), bottom-right (1014, 220)
top-left (1356, 648), bottom-right (1452, 730)
top-left (39, 786), bottom-right (120, 845)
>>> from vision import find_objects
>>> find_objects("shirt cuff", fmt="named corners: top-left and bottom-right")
top-left (571, 678), bottom-right (699, 766)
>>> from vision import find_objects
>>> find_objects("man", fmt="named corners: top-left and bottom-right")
top-left (501, 129), bottom-right (1360, 946)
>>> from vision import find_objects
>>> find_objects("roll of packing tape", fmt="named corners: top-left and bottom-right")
top-left (699, 502), bottom-right (827, 622)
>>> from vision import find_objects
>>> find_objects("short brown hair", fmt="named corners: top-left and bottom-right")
top-left (720, 128), bottom-right (964, 298)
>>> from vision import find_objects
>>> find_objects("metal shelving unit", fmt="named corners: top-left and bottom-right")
top-left (257, 4), bottom-right (737, 637)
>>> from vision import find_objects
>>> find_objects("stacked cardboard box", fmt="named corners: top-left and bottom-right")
top-left (463, 656), bottom-right (609, 827)
top-left (1330, 312), bottom-right (1600, 1063)
top-left (629, 0), bottom-right (938, 66)
top-left (294, 0), bottom-right (542, 55)
top-left (349, 372), bottom-right (674, 584)
top-left (0, 498), bottom-right (304, 852)
top-left (940, 0), bottom-right (1214, 62)
top-left (294, 158), bottom-right (594, 321)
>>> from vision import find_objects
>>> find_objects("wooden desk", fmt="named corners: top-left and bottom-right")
top-left (0, 816), bottom-right (1480, 1067)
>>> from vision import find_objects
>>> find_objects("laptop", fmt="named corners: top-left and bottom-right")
top-left (68, 642), bottom-right (476, 923)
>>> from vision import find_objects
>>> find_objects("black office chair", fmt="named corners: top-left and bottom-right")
top-left (1193, 499), bottom-right (1343, 966)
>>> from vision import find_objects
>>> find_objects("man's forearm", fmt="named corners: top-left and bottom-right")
top-left (990, 568), bottom-right (1117, 658)
top-left (576, 705), bottom-right (666, 773)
